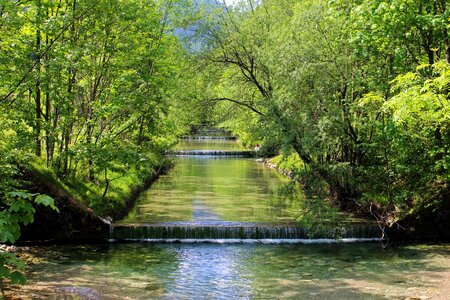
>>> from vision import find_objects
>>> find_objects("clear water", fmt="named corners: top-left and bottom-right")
top-left (121, 157), bottom-right (300, 223)
top-left (121, 140), bottom-right (301, 224)
top-left (119, 138), bottom-right (364, 238)
top-left (16, 138), bottom-right (450, 299)
top-left (23, 243), bottom-right (450, 299)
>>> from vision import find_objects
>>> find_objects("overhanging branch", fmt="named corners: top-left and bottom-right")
top-left (209, 97), bottom-right (265, 116)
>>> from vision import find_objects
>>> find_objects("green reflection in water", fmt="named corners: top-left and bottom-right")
top-left (122, 138), bottom-right (359, 226)
top-left (24, 243), bottom-right (450, 299)
top-left (122, 157), bottom-right (299, 223)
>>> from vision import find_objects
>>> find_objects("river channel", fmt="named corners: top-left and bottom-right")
top-left (120, 139), bottom-right (297, 224)
top-left (13, 138), bottom-right (450, 299)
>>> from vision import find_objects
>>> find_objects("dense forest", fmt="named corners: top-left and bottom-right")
top-left (1, 0), bottom-right (450, 291)
top-left (1, 0), bottom-right (192, 236)
top-left (187, 0), bottom-right (450, 236)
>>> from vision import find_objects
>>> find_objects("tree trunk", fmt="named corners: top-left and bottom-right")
top-left (50, 105), bottom-right (59, 166)
top-left (102, 168), bottom-right (110, 200)
top-left (436, 0), bottom-right (450, 63)
top-left (137, 115), bottom-right (145, 145)
top-left (35, 79), bottom-right (42, 157)
top-left (87, 108), bottom-right (94, 182)
top-left (443, 27), bottom-right (450, 63)
top-left (34, 1), bottom-right (42, 157)
top-left (63, 125), bottom-right (72, 175)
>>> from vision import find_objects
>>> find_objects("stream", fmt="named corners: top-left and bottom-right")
top-left (13, 136), bottom-right (450, 299)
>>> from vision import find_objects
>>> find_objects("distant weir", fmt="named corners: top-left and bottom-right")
top-left (167, 150), bottom-right (255, 157)
top-left (180, 136), bottom-right (236, 140)
top-left (110, 222), bottom-right (382, 243)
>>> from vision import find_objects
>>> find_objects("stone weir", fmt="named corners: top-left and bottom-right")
top-left (110, 222), bottom-right (382, 242)
top-left (168, 150), bottom-right (255, 157)
top-left (180, 136), bottom-right (236, 140)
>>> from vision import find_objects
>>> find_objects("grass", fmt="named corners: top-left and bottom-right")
top-left (269, 151), bottom-right (306, 178)
top-left (29, 156), bottom-right (170, 218)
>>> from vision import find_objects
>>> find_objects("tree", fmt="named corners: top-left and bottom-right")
top-left (189, 0), bottom-right (450, 231)
top-left (1, 0), bottom-right (194, 214)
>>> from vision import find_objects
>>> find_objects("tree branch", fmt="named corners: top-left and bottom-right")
top-left (1, 0), bottom-right (102, 105)
top-left (209, 97), bottom-right (265, 116)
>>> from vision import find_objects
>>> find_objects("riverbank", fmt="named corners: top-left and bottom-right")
top-left (17, 159), bottom-right (173, 243)
top-left (258, 153), bottom-right (450, 243)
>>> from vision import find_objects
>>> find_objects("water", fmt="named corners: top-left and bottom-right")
top-left (121, 140), bottom-right (297, 224)
top-left (111, 223), bottom-right (381, 241)
top-left (119, 140), bottom-right (356, 224)
top-left (168, 150), bottom-right (255, 157)
top-left (172, 139), bottom-right (243, 151)
top-left (118, 138), bottom-right (371, 241)
top-left (14, 137), bottom-right (450, 298)
top-left (21, 243), bottom-right (450, 299)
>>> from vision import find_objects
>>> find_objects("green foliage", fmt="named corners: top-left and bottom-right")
top-left (387, 62), bottom-right (450, 132)
top-left (0, 191), bottom-right (57, 296)
top-left (0, 0), bottom-right (448, 248)
top-left (1, 192), bottom-right (56, 244)
top-left (35, 195), bottom-right (59, 212)
top-left (0, 0), bottom-right (195, 219)
top-left (271, 152), bottom-right (305, 176)
top-left (185, 0), bottom-right (450, 229)
top-left (381, 62), bottom-right (450, 210)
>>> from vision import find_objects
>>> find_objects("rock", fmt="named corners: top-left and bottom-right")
top-left (0, 244), bottom-right (16, 253)
top-left (58, 287), bottom-right (100, 300)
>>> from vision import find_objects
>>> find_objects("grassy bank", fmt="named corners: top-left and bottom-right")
top-left (261, 152), bottom-right (370, 236)
top-left (29, 156), bottom-right (173, 220)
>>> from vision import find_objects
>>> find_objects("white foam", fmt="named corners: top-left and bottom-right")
top-left (108, 238), bottom-right (382, 244)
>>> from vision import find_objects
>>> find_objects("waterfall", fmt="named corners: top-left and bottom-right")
top-left (180, 136), bottom-right (236, 140)
top-left (110, 222), bottom-right (382, 243)
top-left (167, 150), bottom-right (255, 157)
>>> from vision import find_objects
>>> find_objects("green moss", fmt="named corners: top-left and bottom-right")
top-left (29, 160), bottom-right (65, 191)
top-left (65, 164), bottom-right (167, 216)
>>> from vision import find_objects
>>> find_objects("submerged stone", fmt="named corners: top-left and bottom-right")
top-left (58, 287), bottom-right (100, 300)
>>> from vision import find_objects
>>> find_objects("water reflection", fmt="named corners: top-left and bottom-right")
top-left (22, 243), bottom-right (450, 299)
top-left (164, 245), bottom-right (252, 299)
top-left (122, 156), bottom-right (297, 223)
top-left (172, 139), bottom-right (244, 151)
top-left (120, 138), bottom-right (360, 228)
top-left (192, 198), bottom-right (221, 221)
